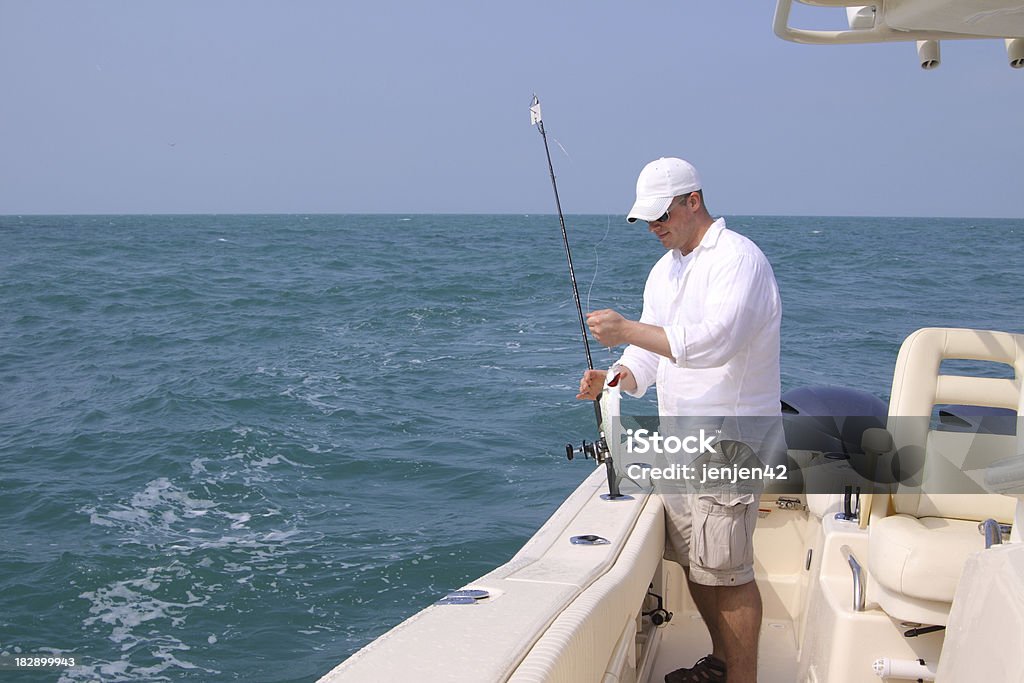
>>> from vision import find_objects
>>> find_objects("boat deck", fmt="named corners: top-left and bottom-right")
top-left (645, 611), bottom-right (799, 683)
top-left (642, 507), bottom-right (807, 683)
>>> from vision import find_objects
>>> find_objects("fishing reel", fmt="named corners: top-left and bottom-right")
top-left (565, 437), bottom-right (609, 463)
top-left (566, 433), bottom-right (629, 501)
top-left (642, 589), bottom-right (673, 627)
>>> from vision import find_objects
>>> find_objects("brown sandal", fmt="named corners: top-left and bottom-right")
top-left (664, 654), bottom-right (727, 683)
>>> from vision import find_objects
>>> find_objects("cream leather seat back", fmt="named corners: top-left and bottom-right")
top-left (869, 328), bottom-right (1021, 625)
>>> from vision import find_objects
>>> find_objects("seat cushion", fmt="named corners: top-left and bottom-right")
top-left (869, 515), bottom-right (986, 604)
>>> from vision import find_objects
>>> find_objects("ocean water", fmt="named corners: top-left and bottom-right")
top-left (0, 213), bottom-right (1020, 681)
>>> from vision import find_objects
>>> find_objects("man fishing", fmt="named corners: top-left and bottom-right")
top-left (576, 157), bottom-right (782, 683)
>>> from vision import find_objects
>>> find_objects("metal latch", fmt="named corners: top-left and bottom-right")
top-left (437, 588), bottom-right (490, 605)
top-left (570, 534), bottom-right (611, 546)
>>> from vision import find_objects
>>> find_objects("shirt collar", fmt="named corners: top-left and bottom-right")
top-left (671, 217), bottom-right (726, 264)
top-left (698, 217), bottom-right (726, 250)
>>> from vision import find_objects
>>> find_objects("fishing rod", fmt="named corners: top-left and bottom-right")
top-left (530, 95), bottom-right (626, 501)
top-left (530, 96), bottom-right (594, 373)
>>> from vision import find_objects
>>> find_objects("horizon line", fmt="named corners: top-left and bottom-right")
top-left (2, 211), bottom-right (1022, 221)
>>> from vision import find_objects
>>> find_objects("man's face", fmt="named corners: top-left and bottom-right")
top-left (647, 193), bottom-right (700, 253)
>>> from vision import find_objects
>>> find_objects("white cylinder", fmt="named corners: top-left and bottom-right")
top-left (872, 657), bottom-right (937, 680)
top-left (1007, 38), bottom-right (1024, 69)
top-left (917, 40), bottom-right (941, 70)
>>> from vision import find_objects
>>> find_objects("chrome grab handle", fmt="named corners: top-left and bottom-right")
top-left (978, 519), bottom-right (1009, 549)
top-left (840, 545), bottom-right (865, 612)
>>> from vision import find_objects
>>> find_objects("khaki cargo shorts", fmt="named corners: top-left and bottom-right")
top-left (662, 491), bottom-right (760, 587)
top-left (648, 425), bottom-right (781, 587)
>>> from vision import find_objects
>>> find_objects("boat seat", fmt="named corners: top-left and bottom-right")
top-left (867, 328), bottom-right (1021, 626)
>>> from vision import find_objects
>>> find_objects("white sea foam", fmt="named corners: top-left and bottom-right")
top-left (69, 565), bottom-right (219, 681)
top-left (74, 473), bottom-right (312, 680)
top-left (224, 511), bottom-right (251, 529)
top-left (81, 476), bottom-right (308, 554)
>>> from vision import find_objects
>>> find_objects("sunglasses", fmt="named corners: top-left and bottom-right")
top-left (650, 193), bottom-right (692, 224)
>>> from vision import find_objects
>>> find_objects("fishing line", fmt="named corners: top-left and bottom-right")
top-left (585, 215), bottom-right (612, 313)
top-left (553, 138), bottom-right (572, 161)
top-left (586, 215), bottom-right (616, 367)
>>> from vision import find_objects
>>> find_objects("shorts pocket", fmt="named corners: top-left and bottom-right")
top-left (691, 494), bottom-right (755, 573)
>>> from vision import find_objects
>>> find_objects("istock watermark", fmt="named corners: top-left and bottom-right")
top-left (624, 462), bottom-right (789, 485)
top-left (611, 412), bottom-right (1024, 495)
top-left (624, 428), bottom-right (717, 455)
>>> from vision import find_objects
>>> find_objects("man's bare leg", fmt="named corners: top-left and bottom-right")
top-left (684, 568), bottom-right (724, 661)
top-left (714, 580), bottom-right (763, 682)
top-left (683, 569), bottom-right (762, 681)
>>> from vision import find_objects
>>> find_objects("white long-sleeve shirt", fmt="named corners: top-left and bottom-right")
top-left (617, 217), bottom-right (781, 417)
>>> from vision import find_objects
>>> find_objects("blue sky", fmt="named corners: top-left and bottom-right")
top-left (2, 1), bottom-right (1022, 217)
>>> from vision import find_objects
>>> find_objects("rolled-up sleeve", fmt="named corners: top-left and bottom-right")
top-left (665, 254), bottom-right (778, 369)
top-left (617, 344), bottom-right (659, 397)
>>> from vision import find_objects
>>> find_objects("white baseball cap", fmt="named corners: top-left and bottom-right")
top-left (626, 157), bottom-right (702, 223)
